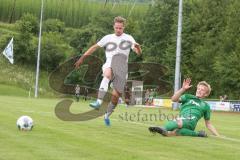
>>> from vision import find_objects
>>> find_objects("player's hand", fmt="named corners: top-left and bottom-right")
top-left (134, 43), bottom-right (142, 55)
top-left (217, 135), bottom-right (225, 138)
top-left (182, 78), bottom-right (192, 91)
top-left (74, 58), bottom-right (83, 69)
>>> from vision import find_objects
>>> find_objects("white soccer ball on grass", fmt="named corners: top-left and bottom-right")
top-left (16, 115), bottom-right (34, 131)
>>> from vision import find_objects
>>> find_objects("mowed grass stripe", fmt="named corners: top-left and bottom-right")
top-left (0, 96), bottom-right (239, 160)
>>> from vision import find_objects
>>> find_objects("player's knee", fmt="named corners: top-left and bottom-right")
top-left (112, 94), bottom-right (118, 101)
top-left (104, 75), bottom-right (111, 80)
top-left (177, 119), bottom-right (183, 128)
top-left (103, 68), bottom-right (112, 80)
top-left (111, 97), bottom-right (118, 105)
top-left (111, 92), bottom-right (120, 105)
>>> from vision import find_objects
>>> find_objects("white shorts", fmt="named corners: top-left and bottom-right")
top-left (102, 59), bottom-right (128, 80)
top-left (102, 59), bottom-right (112, 74)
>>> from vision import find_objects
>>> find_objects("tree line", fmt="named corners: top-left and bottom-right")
top-left (0, 0), bottom-right (239, 99)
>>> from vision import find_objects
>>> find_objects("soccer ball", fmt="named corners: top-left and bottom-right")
top-left (16, 116), bottom-right (34, 131)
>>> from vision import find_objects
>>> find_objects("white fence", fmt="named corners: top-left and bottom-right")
top-left (151, 98), bottom-right (240, 112)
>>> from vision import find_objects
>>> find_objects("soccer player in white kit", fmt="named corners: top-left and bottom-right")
top-left (75, 16), bottom-right (141, 126)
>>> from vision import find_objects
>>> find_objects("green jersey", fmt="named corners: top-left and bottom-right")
top-left (179, 94), bottom-right (211, 122)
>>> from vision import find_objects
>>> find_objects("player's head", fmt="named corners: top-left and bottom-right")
top-left (196, 81), bottom-right (211, 98)
top-left (113, 16), bottom-right (125, 36)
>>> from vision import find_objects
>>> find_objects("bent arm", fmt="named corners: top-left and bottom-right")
top-left (75, 44), bottom-right (100, 68)
top-left (171, 88), bottom-right (186, 102)
top-left (205, 120), bottom-right (220, 136)
top-left (171, 78), bottom-right (192, 102)
top-left (83, 44), bottom-right (100, 56)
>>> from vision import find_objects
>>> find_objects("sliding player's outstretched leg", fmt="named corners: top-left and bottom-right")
top-left (176, 128), bottom-right (207, 137)
top-left (149, 120), bottom-right (179, 136)
top-left (149, 126), bottom-right (168, 136)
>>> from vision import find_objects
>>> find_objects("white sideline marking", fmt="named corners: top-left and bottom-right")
top-left (209, 135), bottom-right (240, 143)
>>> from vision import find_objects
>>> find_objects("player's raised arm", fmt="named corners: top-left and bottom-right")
top-left (171, 78), bottom-right (192, 102)
top-left (74, 44), bottom-right (100, 69)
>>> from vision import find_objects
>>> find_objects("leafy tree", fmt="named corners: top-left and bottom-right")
top-left (140, 0), bottom-right (178, 89)
top-left (14, 35), bottom-right (36, 64)
top-left (40, 32), bottom-right (73, 71)
top-left (16, 13), bottom-right (39, 35)
top-left (69, 26), bottom-right (106, 55)
top-left (213, 0), bottom-right (240, 98)
top-left (141, 0), bottom-right (178, 62)
top-left (43, 19), bottom-right (65, 33)
top-left (14, 13), bottom-right (39, 64)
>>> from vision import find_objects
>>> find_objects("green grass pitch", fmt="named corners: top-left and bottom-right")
top-left (0, 95), bottom-right (239, 160)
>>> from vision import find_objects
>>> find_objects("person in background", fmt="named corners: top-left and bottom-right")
top-left (84, 87), bottom-right (88, 101)
top-left (75, 84), bottom-right (80, 102)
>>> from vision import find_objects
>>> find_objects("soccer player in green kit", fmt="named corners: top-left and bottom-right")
top-left (149, 78), bottom-right (220, 137)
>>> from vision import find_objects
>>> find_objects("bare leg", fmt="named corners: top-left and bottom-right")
top-left (90, 68), bottom-right (113, 109)
top-left (97, 68), bottom-right (112, 103)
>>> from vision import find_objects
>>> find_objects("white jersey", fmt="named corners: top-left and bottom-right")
top-left (97, 33), bottom-right (136, 64)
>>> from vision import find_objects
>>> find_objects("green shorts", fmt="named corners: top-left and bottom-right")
top-left (181, 119), bottom-right (198, 131)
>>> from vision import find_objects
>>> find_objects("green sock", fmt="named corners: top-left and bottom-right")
top-left (164, 121), bottom-right (178, 131)
top-left (176, 128), bottom-right (198, 137)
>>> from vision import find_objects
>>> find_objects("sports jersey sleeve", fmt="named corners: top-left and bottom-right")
top-left (204, 104), bottom-right (211, 120)
top-left (97, 35), bottom-right (109, 47)
top-left (128, 35), bottom-right (136, 50)
top-left (179, 94), bottom-right (188, 104)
